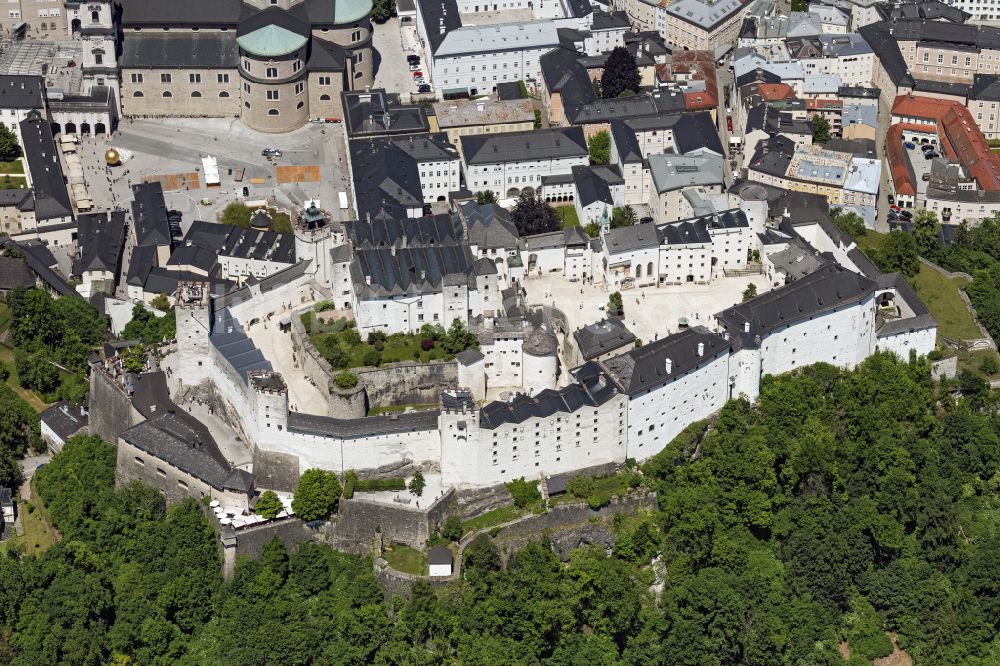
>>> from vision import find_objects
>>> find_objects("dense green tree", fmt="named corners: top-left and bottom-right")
top-left (0, 122), bottom-right (22, 162)
top-left (588, 130), bottom-right (611, 165)
top-left (912, 209), bottom-right (941, 257)
top-left (831, 207), bottom-right (867, 237)
top-left (879, 230), bottom-right (921, 277)
top-left (254, 491), bottom-right (284, 519)
top-left (15, 349), bottom-right (59, 394)
top-left (510, 191), bottom-right (560, 236)
top-left (219, 202), bottom-right (252, 228)
top-left (475, 190), bottom-right (497, 205)
top-left (291, 469), bottom-right (342, 521)
top-left (742, 283), bottom-right (758, 302)
top-left (121, 304), bottom-right (176, 344)
top-left (601, 46), bottom-right (641, 99)
top-left (812, 114), bottom-right (832, 143)
top-left (611, 205), bottom-right (636, 229)
top-left (608, 291), bottom-right (624, 316)
top-left (372, 0), bottom-right (395, 22)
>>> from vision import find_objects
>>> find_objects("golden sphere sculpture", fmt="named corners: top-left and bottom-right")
top-left (104, 148), bottom-right (120, 166)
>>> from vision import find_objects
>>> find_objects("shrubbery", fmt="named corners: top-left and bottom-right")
top-left (505, 477), bottom-right (541, 508)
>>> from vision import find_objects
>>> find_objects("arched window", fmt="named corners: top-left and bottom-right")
top-left (266, 67), bottom-right (278, 78)
top-left (162, 91), bottom-right (172, 97)
top-left (244, 101), bottom-right (250, 109)
top-left (133, 91), bottom-right (144, 97)
top-left (319, 94), bottom-right (330, 100)
top-left (91, 10), bottom-right (99, 21)
top-left (647, 261), bottom-right (653, 276)
top-left (219, 91), bottom-right (230, 97)
top-left (296, 101), bottom-right (304, 109)
top-left (268, 108), bottom-right (279, 116)
top-left (191, 91), bottom-right (202, 97)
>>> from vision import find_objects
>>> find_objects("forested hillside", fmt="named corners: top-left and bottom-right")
top-left (1, 353), bottom-right (999, 665)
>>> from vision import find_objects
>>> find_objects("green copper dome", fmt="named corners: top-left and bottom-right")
top-left (237, 24), bottom-right (308, 57)
top-left (335, 0), bottom-right (374, 24)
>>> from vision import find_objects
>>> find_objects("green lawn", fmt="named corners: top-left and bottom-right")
top-left (368, 403), bottom-right (437, 415)
top-left (854, 232), bottom-right (982, 342)
top-left (461, 505), bottom-right (523, 533)
top-left (0, 159), bottom-right (25, 175)
top-left (549, 471), bottom-right (636, 505)
top-left (554, 205), bottom-right (580, 229)
top-left (956, 347), bottom-right (1000, 380)
top-left (908, 267), bottom-right (983, 341)
top-left (0, 492), bottom-right (60, 556)
top-left (383, 544), bottom-right (426, 575)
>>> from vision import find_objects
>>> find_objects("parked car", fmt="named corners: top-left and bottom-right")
top-left (411, 71), bottom-right (423, 79)
top-left (887, 211), bottom-right (899, 221)
top-left (407, 54), bottom-right (420, 63)
top-left (900, 209), bottom-right (914, 220)
top-left (726, 116), bottom-right (733, 132)
top-left (261, 147), bottom-right (282, 157)
top-left (903, 141), bottom-right (916, 149)
top-left (924, 151), bottom-right (938, 159)
top-left (409, 62), bottom-right (421, 71)
top-left (417, 84), bottom-right (432, 93)
top-left (922, 173), bottom-right (931, 181)
top-left (922, 143), bottom-right (935, 152)
top-left (887, 194), bottom-right (895, 204)
top-left (324, 117), bottom-right (341, 123)
top-left (890, 204), bottom-right (901, 212)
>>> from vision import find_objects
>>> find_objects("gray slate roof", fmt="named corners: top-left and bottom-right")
top-left (0, 256), bottom-right (36, 290)
top-left (76, 211), bottom-right (126, 276)
top-left (0, 75), bottom-right (43, 109)
top-left (287, 409), bottom-right (441, 437)
top-left (40, 401), bottom-right (87, 442)
top-left (121, 33), bottom-right (239, 68)
top-left (716, 263), bottom-right (875, 348)
top-left (461, 126), bottom-right (587, 165)
top-left (601, 325), bottom-right (729, 396)
top-left (132, 181), bottom-right (172, 248)
top-left (20, 110), bottom-right (72, 221)
top-left (352, 244), bottom-right (476, 298)
top-left (478, 361), bottom-right (618, 428)
top-left (459, 202), bottom-right (519, 249)
top-left (574, 318), bottom-right (636, 360)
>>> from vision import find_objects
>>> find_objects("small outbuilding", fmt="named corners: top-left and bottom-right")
top-left (428, 546), bottom-right (453, 577)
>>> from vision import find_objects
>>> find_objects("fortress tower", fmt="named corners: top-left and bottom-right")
top-left (174, 282), bottom-right (213, 386)
top-left (295, 203), bottom-right (339, 286)
top-left (438, 391), bottom-right (481, 488)
top-left (249, 370), bottom-right (290, 439)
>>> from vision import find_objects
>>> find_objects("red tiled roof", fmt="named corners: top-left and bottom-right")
top-left (754, 83), bottom-right (796, 102)
top-left (889, 94), bottom-right (1000, 191)
top-left (886, 123), bottom-right (922, 197)
top-left (806, 98), bottom-right (843, 111)
top-left (670, 51), bottom-right (719, 111)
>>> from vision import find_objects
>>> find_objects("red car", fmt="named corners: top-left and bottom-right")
top-left (412, 71), bottom-right (423, 79)
top-left (726, 116), bottom-right (733, 132)
top-left (890, 205), bottom-right (901, 212)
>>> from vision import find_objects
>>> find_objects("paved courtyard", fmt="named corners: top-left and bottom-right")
top-left (245, 317), bottom-right (328, 416)
top-left (523, 271), bottom-right (771, 346)
top-left (73, 116), bottom-right (353, 229)
top-left (373, 18), bottom-right (427, 100)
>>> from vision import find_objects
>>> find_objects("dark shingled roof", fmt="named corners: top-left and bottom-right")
top-left (417, 0), bottom-right (462, 54)
top-left (131, 181), bottom-right (171, 248)
top-left (478, 361), bottom-right (618, 428)
top-left (120, 0), bottom-right (244, 25)
top-left (345, 212), bottom-right (464, 249)
top-left (0, 256), bottom-right (36, 290)
top-left (127, 244), bottom-right (158, 287)
top-left (121, 32), bottom-right (239, 69)
top-left (210, 308), bottom-right (272, 383)
top-left (40, 401), bottom-right (87, 442)
top-left (75, 211), bottom-right (127, 277)
top-left (342, 88), bottom-right (429, 138)
top-left (461, 126), bottom-right (587, 165)
top-left (716, 263), bottom-right (876, 348)
top-left (574, 318), bottom-right (636, 360)
top-left (601, 326), bottom-right (729, 396)
top-left (348, 137), bottom-right (426, 220)
top-left (459, 202), bottom-right (519, 249)
top-left (496, 81), bottom-right (526, 101)
top-left (0, 75), bottom-right (43, 109)
top-left (20, 110), bottom-right (72, 221)
top-left (352, 244), bottom-right (475, 298)
top-left (287, 409), bottom-right (441, 437)
top-left (121, 410), bottom-right (253, 492)
top-left (428, 546), bottom-right (453, 565)
top-left (539, 47), bottom-right (599, 124)
top-left (573, 164), bottom-right (622, 207)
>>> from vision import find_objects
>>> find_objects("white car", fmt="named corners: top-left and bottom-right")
top-left (409, 63), bottom-right (421, 71)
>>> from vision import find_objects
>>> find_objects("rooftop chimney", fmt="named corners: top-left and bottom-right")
top-left (743, 321), bottom-right (750, 333)
top-left (697, 342), bottom-right (704, 357)
top-left (665, 358), bottom-right (672, 374)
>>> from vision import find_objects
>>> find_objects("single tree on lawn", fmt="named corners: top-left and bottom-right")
top-left (588, 130), bottom-right (611, 165)
top-left (511, 191), bottom-right (560, 236)
top-left (219, 202), bottom-right (252, 228)
top-left (475, 190), bottom-right (497, 205)
top-left (611, 206), bottom-right (637, 229)
top-left (0, 123), bottom-right (22, 162)
top-left (255, 490), bottom-right (285, 520)
top-left (409, 470), bottom-right (425, 497)
top-left (912, 208), bottom-right (941, 257)
top-left (812, 114), bottom-right (831, 144)
top-left (879, 230), bottom-right (920, 277)
top-left (601, 47), bottom-right (641, 99)
top-left (291, 468), bottom-right (342, 521)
